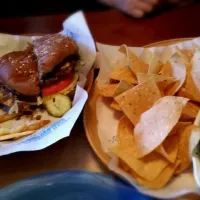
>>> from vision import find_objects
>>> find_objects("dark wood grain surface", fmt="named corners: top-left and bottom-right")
top-left (0, 3), bottom-right (200, 192)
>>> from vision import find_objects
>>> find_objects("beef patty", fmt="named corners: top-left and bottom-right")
top-left (41, 56), bottom-right (78, 87)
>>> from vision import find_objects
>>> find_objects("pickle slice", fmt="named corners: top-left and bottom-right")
top-left (43, 94), bottom-right (72, 117)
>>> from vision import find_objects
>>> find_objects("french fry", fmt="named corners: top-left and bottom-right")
top-left (25, 120), bottom-right (50, 131)
top-left (0, 113), bottom-right (18, 123)
top-left (0, 128), bottom-right (10, 135)
top-left (0, 130), bottom-right (35, 141)
top-left (10, 124), bottom-right (28, 134)
top-left (0, 120), bottom-right (51, 141)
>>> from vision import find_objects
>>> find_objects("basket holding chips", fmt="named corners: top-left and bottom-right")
top-left (85, 38), bottom-right (200, 198)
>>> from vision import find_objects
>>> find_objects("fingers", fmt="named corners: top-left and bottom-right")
top-left (129, 9), bottom-right (145, 18)
top-left (123, 0), bottom-right (157, 18)
top-left (143, 0), bottom-right (159, 5)
top-left (136, 1), bottom-right (153, 13)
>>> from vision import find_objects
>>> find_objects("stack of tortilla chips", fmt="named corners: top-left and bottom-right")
top-left (99, 45), bottom-right (200, 189)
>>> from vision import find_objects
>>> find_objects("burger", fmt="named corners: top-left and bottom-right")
top-left (33, 34), bottom-right (79, 117)
top-left (0, 34), bottom-right (80, 117)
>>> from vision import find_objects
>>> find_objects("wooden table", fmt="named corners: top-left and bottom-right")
top-left (0, 3), bottom-right (200, 199)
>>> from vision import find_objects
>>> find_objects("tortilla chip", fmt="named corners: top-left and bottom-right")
top-left (175, 47), bottom-right (193, 64)
top-left (156, 145), bottom-right (171, 162)
top-left (109, 67), bottom-right (137, 84)
top-left (164, 80), bottom-right (181, 96)
top-left (160, 53), bottom-right (186, 95)
top-left (130, 160), bottom-right (179, 189)
top-left (113, 116), bottom-right (169, 181)
top-left (169, 122), bottom-right (192, 136)
top-left (159, 61), bottom-right (171, 76)
top-left (136, 73), bottom-right (174, 95)
top-left (137, 73), bottom-right (174, 86)
top-left (117, 115), bottom-right (135, 147)
top-left (182, 49), bottom-right (193, 61)
top-left (118, 158), bottom-right (131, 173)
top-left (156, 135), bottom-right (178, 163)
top-left (177, 87), bottom-right (200, 103)
top-left (113, 145), bottom-right (169, 181)
top-left (99, 84), bottom-right (118, 97)
top-left (148, 53), bottom-right (163, 74)
top-left (119, 45), bottom-right (148, 74)
top-left (110, 100), bottom-right (121, 111)
top-left (113, 80), bottom-right (133, 97)
top-left (134, 96), bottom-right (189, 158)
top-left (99, 80), bottom-right (132, 98)
top-left (115, 78), bottom-right (161, 126)
top-left (136, 73), bottom-right (150, 84)
top-left (181, 101), bottom-right (200, 121)
top-left (175, 124), bottom-right (195, 174)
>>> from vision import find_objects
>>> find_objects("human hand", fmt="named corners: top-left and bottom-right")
top-left (99, 0), bottom-right (159, 18)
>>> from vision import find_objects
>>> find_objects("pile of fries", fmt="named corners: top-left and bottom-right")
top-left (99, 45), bottom-right (200, 189)
top-left (0, 110), bottom-right (50, 141)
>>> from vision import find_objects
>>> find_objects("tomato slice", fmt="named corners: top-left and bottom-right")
top-left (42, 76), bottom-right (73, 96)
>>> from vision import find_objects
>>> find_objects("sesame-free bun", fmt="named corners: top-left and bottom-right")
top-left (33, 34), bottom-right (78, 77)
top-left (0, 46), bottom-right (40, 96)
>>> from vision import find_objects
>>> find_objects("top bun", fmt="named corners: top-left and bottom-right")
top-left (0, 45), bottom-right (40, 96)
top-left (33, 34), bottom-right (78, 77)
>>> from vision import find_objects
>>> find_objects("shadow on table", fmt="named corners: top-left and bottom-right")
top-left (0, 0), bottom-right (110, 17)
